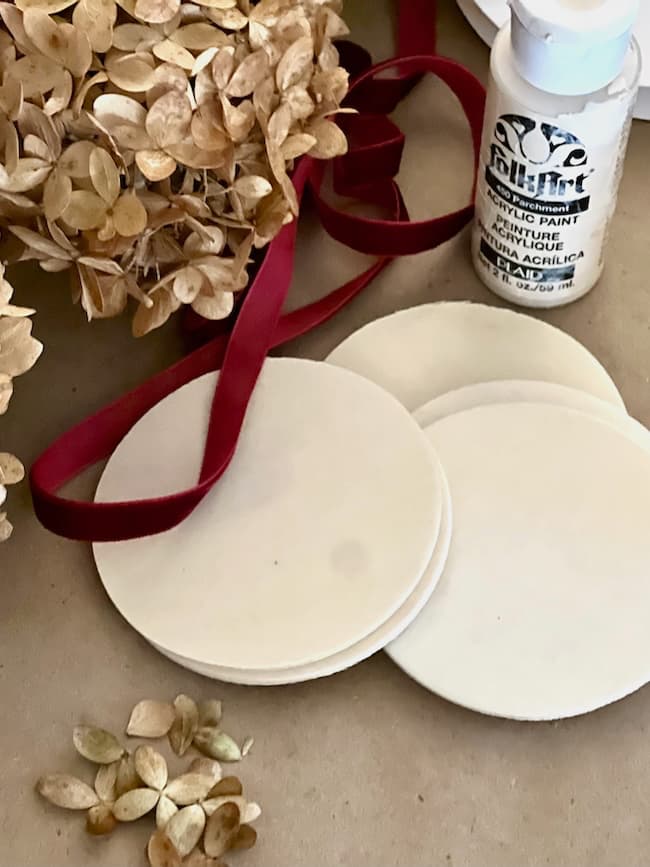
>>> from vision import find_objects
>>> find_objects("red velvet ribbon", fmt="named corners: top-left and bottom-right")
top-left (29, 1), bottom-right (486, 542)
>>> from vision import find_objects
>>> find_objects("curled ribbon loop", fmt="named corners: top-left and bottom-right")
top-left (29, 5), bottom-right (486, 542)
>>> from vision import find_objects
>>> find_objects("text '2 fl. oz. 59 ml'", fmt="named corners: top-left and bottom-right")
top-left (472, 0), bottom-right (641, 308)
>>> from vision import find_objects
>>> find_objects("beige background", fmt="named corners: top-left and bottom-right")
top-left (3, 1), bottom-right (650, 865)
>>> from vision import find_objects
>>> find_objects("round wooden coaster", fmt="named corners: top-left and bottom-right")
top-left (326, 302), bottom-right (623, 412)
top-left (388, 402), bottom-right (650, 720)
top-left (152, 465), bottom-right (453, 685)
top-left (414, 380), bottom-right (628, 428)
top-left (94, 358), bottom-right (443, 671)
top-left (414, 380), bottom-right (650, 452)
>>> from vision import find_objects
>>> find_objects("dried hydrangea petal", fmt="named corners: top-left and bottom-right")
top-left (94, 761), bottom-right (119, 803)
top-left (86, 803), bottom-right (118, 836)
top-left (0, 317), bottom-right (43, 377)
top-left (203, 802), bottom-right (240, 858)
top-left (146, 90), bottom-right (192, 148)
top-left (276, 35), bottom-right (313, 91)
top-left (126, 700), bottom-right (175, 738)
top-left (0, 512), bottom-right (13, 541)
top-left (147, 830), bottom-right (182, 867)
top-left (113, 194), bottom-right (148, 237)
top-left (37, 775), bottom-right (100, 810)
top-left (193, 728), bottom-right (241, 763)
top-left (107, 54), bottom-right (157, 93)
top-left (113, 787), bottom-right (160, 821)
top-left (0, 375), bottom-right (13, 415)
top-left (136, 149), bottom-right (177, 182)
top-left (208, 776), bottom-right (242, 798)
top-left (230, 824), bottom-right (257, 851)
top-left (132, 286), bottom-right (180, 337)
top-left (89, 147), bottom-right (121, 206)
top-left (166, 804), bottom-right (205, 857)
top-left (72, 0), bottom-right (116, 53)
top-left (0, 453), bottom-right (25, 485)
top-left (135, 0), bottom-right (180, 25)
top-left (163, 772), bottom-right (214, 806)
top-left (156, 794), bottom-right (179, 830)
top-left (62, 190), bottom-right (107, 231)
top-left (115, 753), bottom-right (141, 796)
top-left (135, 745), bottom-right (169, 791)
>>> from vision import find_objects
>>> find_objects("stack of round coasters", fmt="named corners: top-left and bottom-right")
top-left (94, 358), bottom-right (451, 685)
top-left (95, 302), bottom-right (650, 720)
top-left (328, 302), bottom-right (650, 719)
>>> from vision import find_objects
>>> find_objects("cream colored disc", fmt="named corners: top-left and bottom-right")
top-left (388, 402), bottom-right (650, 720)
top-left (94, 358), bottom-right (443, 671)
top-left (414, 380), bottom-right (628, 428)
top-left (326, 302), bottom-right (624, 411)
top-left (414, 380), bottom-right (650, 451)
top-left (152, 466), bottom-right (453, 685)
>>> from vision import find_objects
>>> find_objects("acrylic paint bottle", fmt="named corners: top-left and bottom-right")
top-left (472, 0), bottom-right (641, 308)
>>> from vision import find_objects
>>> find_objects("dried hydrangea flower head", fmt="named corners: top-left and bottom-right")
top-left (0, 0), bottom-right (350, 539)
top-left (0, 0), bottom-right (349, 333)
top-left (0, 260), bottom-right (42, 539)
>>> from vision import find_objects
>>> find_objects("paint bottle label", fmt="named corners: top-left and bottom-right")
top-left (472, 86), bottom-right (635, 305)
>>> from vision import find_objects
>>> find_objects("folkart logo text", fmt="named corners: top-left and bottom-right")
top-left (488, 114), bottom-right (593, 200)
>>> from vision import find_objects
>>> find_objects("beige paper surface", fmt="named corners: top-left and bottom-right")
top-left (3, 1), bottom-right (650, 864)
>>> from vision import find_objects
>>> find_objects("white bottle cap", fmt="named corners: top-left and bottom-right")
top-left (509, 0), bottom-right (640, 95)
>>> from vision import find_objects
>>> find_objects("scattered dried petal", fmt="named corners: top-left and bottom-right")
top-left (187, 757), bottom-right (222, 784)
top-left (198, 700), bottom-right (222, 728)
top-left (0, 453), bottom-right (25, 485)
top-left (163, 772), bottom-right (214, 806)
top-left (86, 803), bottom-right (118, 836)
top-left (231, 824), bottom-right (257, 851)
top-left (113, 787), bottom-right (160, 821)
top-left (166, 804), bottom-right (206, 857)
top-left (37, 775), bottom-right (100, 810)
top-left (135, 745), bottom-right (168, 791)
top-left (147, 830), bottom-right (182, 867)
top-left (156, 794), bottom-right (179, 830)
top-left (0, 513), bottom-right (12, 541)
top-left (208, 776), bottom-right (242, 798)
top-left (203, 802), bottom-right (240, 858)
top-left (73, 726), bottom-right (125, 765)
top-left (94, 761), bottom-right (118, 803)
top-left (126, 700), bottom-right (175, 738)
top-left (194, 728), bottom-right (241, 763)
top-left (115, 753), bottom-right (142, 797)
